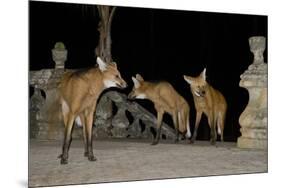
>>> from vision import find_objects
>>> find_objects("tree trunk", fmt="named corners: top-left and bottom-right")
top-left (94, 5), bottom-right (117, 137)
top-left (95, 5), bottom-right (116, 63)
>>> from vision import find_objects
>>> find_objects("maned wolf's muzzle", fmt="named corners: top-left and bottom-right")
top-left (119, 80), bottom-right (128, 88)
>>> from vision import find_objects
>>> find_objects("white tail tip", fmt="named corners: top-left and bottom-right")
top-left (218, 126), bottom-right (221, 135)
top-left (75, 116), bottom-right (82, 127)
top-left (186, 130), bottom-right (191, 138)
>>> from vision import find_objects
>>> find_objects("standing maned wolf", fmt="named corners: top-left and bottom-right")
top-left (183, 68), bottom-right (227, 145)
top-left (128, 74), bottom-right (191, 145)
top-left (58, 57), bottom-right (127, 164)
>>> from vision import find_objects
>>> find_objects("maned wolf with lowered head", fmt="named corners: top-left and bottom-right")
top-left (128, 74), bottom-right (191, 145)
top-left (183, 68), bottom-right (227, 145)
top-left (58, 57), bottom-right (127, 164)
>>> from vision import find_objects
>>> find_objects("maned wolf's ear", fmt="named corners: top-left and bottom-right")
top-left (97, 57), bottom-right (107, 72)
top-left (183, 75), bottom-right (193, 85)
top-left (135, 74), bottom-right (144, 82)
top-left (132, 76), bottom-right (140, 88)
top-left (200, 68), bottom-right (206, 81)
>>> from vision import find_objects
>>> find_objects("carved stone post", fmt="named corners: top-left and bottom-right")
top-left (52, 42), bottom-right (67, 69)
top-left (237, 36), bottom-right (267, 149)
top-left (40, 42), bottom-right (68, 139)
top-left (29, 42), bottom-right (83, 140)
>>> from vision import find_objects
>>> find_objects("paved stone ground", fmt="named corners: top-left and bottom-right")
top-left (29, 139), bottom-right (267, 187)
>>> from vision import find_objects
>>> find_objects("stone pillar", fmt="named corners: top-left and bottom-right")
top-left (237, 36), bottom-right (267, 149)
top-left (30, 42), bottom-right (83, 140)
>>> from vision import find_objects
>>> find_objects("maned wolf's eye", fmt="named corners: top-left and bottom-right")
top-left (115, 75), bottom-right (119, 78)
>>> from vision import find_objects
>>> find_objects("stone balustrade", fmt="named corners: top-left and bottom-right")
top-left (29, 42), bottom-right (176, 141)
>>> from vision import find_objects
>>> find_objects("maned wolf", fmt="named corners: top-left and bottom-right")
top-left (58, 57), bottom-right (127, 164)
top-left (183, 68), bottom-right (227, 145)
top-left (128, 74), bottom-right (191, 145)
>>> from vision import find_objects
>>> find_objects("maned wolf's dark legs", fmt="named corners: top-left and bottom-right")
top-left (152, 111), bottom-right (164, 145)
top-left (172, 111), bottom-right (179, 143)
top-left (80, 114), bottom-right (89, 157)
top-left (85, 108), bottom-right (97, 161)
top-left (190, 111), bottom-right (202, 143)
top-left (60, 113), bottom-right (75, 164)
top-left (209, 114), bottom-right (217, 145)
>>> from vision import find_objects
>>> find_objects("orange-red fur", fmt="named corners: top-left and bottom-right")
top-left (128, 74), bottom-right (191, 145)
top-left (184, 68), bottom-right (227, 144)
top-left (58, 57), bottom-right (127, 164)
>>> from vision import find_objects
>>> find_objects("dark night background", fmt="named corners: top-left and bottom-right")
top-left (29, 1), bottom-right (267, 142)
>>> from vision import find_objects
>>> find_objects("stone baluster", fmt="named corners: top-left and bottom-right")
top-left (30, 87), bottom-right (45, 138)
top-left (127, 118), bottom-right (143, 138)
top-left (94, 96), bottom-right (113, 138)
top-left (111, 104), bottom-right (130, 138)
top-left (237, 36), bottom-right (267, 149)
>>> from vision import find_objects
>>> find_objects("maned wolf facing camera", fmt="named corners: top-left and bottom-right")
top-left (183, 68), bottom-right (227, 145)
top-left (58, 57), bottom-right (127, 164)
top-left (128, 74), bottom-right (191, 145)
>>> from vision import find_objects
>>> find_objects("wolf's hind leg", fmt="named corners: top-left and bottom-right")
top-left (152, 110), bottom-right (164, 145)
top-left (208, 115), bottom-right (217, 145)
top-left (217, 113), bottom-right (225, 142)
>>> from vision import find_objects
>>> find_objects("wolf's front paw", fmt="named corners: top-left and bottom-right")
top-left (210, 139), bottom-right (216, 145)
top-left (60, 158), bottom-right (68, 165)
top-left (151, 141), bottom-right (159, 145)
top-left (88, 155), bottom-right (97, 162)
top-left (84, 152), bottom-right (89, 157)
